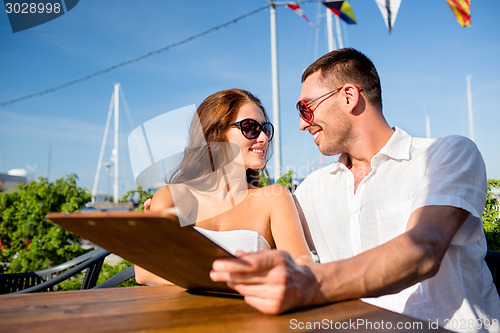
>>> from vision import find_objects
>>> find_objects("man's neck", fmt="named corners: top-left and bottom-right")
top-left (341, 155), bottom-right (370, 193)
top-left (343, 122), bottom-right (394, 192)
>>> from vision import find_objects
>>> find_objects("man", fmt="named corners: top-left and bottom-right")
top-left (210, 48), bottom-right (500, 331)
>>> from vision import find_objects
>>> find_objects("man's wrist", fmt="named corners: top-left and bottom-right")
top-left (303, 263), bottom-right (331, 307)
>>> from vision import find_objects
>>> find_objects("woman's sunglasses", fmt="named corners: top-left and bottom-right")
top-left (230, 118), bottom-right (274, 141)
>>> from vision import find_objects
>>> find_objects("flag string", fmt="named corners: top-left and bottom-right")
top-left (0, 5), bottom-right (270, 107)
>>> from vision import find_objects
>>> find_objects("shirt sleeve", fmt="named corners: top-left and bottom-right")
top-left (412, 135), bottom-right (487, 219)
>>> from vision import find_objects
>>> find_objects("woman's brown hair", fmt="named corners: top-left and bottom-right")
top-left (169, 88), bottom-right (271, 187)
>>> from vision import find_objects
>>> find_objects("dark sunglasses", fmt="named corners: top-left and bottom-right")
top-left (230, 118), bottom-right (274, 141)
top-left (296, 85), bottom-right (362, 123)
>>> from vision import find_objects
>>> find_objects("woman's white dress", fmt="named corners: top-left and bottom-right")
top-left (193, 227), bottom-right (271, 255)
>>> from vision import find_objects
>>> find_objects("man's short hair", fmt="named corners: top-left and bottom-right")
top-left (302, 48), bottom-right (383, 110)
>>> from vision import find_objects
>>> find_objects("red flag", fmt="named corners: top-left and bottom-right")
top-left (286, 3), bottom-right (319, 28)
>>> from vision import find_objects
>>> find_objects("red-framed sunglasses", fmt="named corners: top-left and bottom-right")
top-left (296, 85), bottom-right (362, 123)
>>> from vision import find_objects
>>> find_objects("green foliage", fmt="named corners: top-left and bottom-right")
top-left (258, 170), bottom-right (295, 190)
top-left (0, 174), bottom-right (92, 273)
top-left (483, 179), bottom-right (500, 250)
top-left (276, 170), bottom-right (295, 190)
top-left (258, 172), bottom-right (270, 188)
top-left (120, 186), bottom-right (153, 212)
top-left (57, 260), bottom-right (138, 291)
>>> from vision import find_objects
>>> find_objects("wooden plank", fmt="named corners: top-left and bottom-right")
top-left (0, 285), bottom-right (447, 332)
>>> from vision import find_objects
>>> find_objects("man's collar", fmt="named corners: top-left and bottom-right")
top-left (377, 126), bottom-right (412, 161)
top-left (329, 127), bottom-right (412, 174)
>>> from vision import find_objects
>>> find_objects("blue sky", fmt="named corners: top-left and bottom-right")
top-left (1, 0), bottom-right (499, 198)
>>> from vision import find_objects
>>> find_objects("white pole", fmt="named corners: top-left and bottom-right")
top-left (466, 74), bottom-right (474, 142)
top-left (313, 3), bottom-right (321, 60)
top-left (269, 2), bottom-right (281, 181)
top-left (91, 92), bottom-right (114, 203)
top-left (326, 8), bottom-right (336, 52)
top-left (424, 107), bottom-right (431, 138)
top-left (334, 15), bottom-right (343, 49)
top-left (113, 83), bottom-right (120, 203)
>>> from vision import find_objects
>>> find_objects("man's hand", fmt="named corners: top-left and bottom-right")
top-left (210, 250), bottom-right (322, 314)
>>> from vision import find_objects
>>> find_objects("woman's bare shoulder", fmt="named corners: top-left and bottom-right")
top-left (150, 186), bottom-right (173, 211)
top-left (151, 184), bottom-right (195, 211)
top-left (249, 184), bottom-right (293, 202)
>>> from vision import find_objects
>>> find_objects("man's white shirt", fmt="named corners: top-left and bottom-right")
top-left (295, 127), bottom-right (500, 332)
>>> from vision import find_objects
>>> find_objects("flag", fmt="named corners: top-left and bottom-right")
top-left (374, 0), bottom-right (402, 33)
top-left (5, 0), bottom-right (80, 33)
top-left (322, 1), bottom-right (357, 24)
top-left (446, 0), bottom-right (471, 27)
top-left (286, 3), bottom-right (319, 27)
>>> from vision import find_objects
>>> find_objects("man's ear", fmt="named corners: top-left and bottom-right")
top-left (343, 84), bottom-right (361, 109)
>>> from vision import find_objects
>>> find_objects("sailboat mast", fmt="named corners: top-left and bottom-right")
top-left (335, 15), bottom-right (343, 49)
top-left (91, 91), bottom-right (114, 203)
top-left (326, 8), bottom-right (336, 51)
top-left (269, 1), bottom-right (282, 181)
top-left (424, 107), bottom-right (431, 138)
top-left (113, 83), bottom-right (120, 203)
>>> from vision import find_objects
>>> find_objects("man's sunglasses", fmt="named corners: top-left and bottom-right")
top-left (296, 85), bottom-right (362, 123)
top-left (230, 118), bottom-right (274, 141)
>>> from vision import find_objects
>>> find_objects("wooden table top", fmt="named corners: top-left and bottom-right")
top-left (0, 285), bottom-right (447, 332)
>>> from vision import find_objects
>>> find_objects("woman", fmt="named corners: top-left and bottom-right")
top-left (135, 88), bottom-right (312, 285)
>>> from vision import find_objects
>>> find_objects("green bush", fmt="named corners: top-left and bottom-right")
top-left (484, 179), bottom-right (500, 250)
top-left (258, 170), bottom-right (295, 189)
top-left (0, 174), bottom-right (91, 273)
top-left (120, 186), bottom-right (153, 211)
top-left (276, 170), bottom-right (295, 190)
top-left (258, 172), bottom-right (270, 188)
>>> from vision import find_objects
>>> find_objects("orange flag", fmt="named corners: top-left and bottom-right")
top-left (446, 0), bottom-right (471, 27)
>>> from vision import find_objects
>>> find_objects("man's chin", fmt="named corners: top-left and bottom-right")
top-left (318, 147), bottom-right (337, 156)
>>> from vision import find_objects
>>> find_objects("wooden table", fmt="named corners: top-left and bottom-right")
top-left (0, 285), bottom-right (447, 332)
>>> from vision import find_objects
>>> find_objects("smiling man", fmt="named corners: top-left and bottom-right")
top-left (210, 48), bottom-right (500, 332)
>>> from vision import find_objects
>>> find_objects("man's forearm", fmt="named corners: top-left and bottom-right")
top-left (309, 235), bottom-right (435, 304)
top-left (309, 206), bottom-right (469, 305)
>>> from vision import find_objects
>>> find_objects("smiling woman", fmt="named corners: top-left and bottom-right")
top-left (133, 88), bottom-right (313, 286)
top-left (168, 89), bottom-right (272, 188)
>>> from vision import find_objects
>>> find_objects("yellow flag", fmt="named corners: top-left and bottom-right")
top-left (446, 0), bottom-right (471, 27)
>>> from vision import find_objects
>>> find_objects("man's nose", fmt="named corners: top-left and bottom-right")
top-left (299, 116), bottom-right (310, 131)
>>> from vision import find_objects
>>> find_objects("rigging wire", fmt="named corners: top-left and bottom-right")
top-left (0, 4), bottom-right (270, 108)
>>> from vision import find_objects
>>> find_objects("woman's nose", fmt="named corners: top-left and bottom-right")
top-left (257, 129), bottom-right (269, 143)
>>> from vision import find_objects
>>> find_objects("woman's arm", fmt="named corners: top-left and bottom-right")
top-left (266, 185), bottom-right (313, 265)
top-left (134, 186), bottom-right (176, 285)
top-left (134, 266), bottom-right (174, 285)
